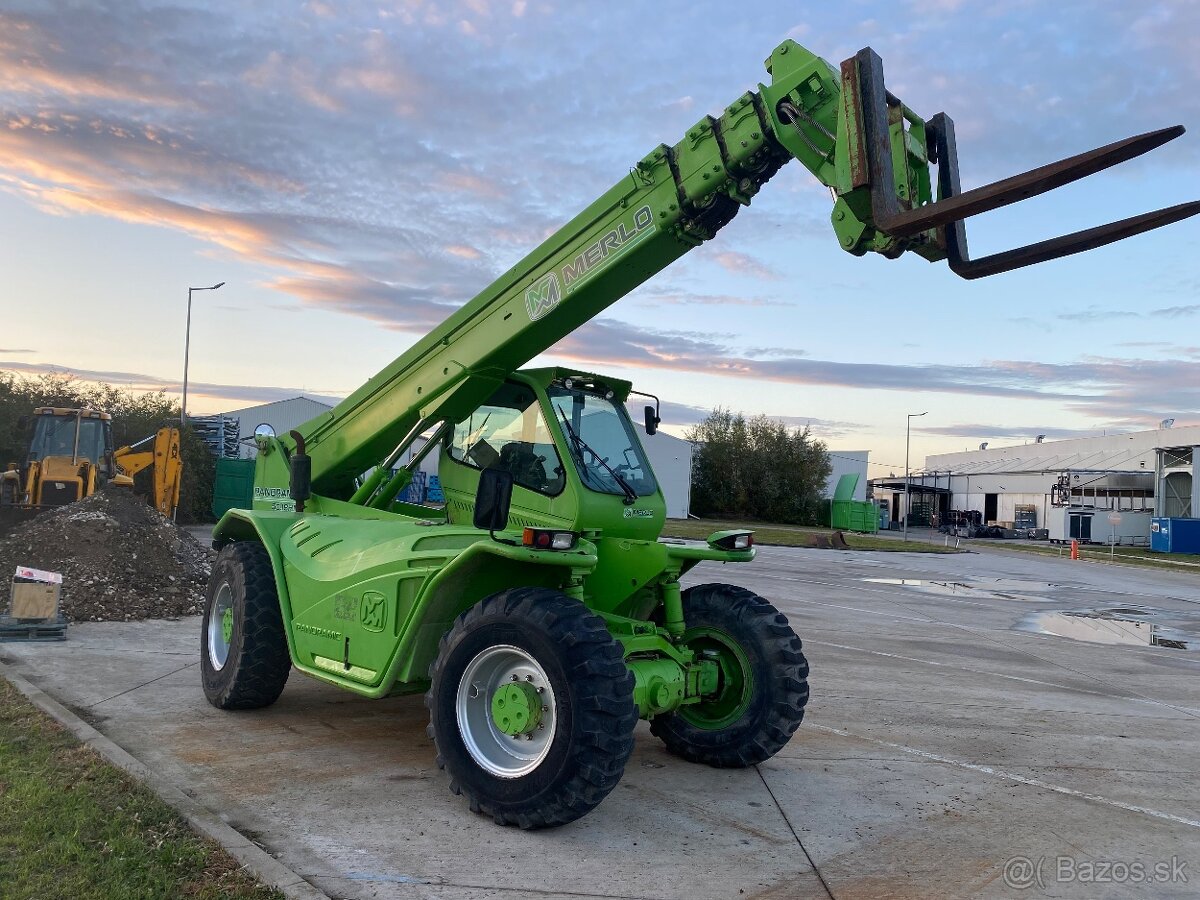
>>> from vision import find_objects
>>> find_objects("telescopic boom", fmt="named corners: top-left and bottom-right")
top-left (286, 40), bottom-right (1197, 501)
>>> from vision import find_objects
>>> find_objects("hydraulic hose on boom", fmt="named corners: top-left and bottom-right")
top-left (276, 40), bottom-right (1197, 506)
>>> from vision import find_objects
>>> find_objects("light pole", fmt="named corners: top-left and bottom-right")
top-left (182, 282), bottom-right (225, 425)
top-left (903, 411), bottom-right (928, 541)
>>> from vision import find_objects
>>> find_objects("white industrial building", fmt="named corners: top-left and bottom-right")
top-left (825, 451), bottom-right (870, 500)
top-left (223, 396), bottom-right (336, 458)
top-left (870, 424), bottom-right (1200, 542)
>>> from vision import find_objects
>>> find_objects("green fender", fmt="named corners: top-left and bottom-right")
top-left (211, 509), bottom-right (302, 659)
top-left (212, 508), bottom-right (597, 697)
top-left (388, 537), bottom-right (598, 686)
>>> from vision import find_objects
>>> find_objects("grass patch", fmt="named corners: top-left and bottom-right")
top-left (661, 519), bottom-right (960, 553)
top-left (971, 539), bottom-right (1200, 573)
top-left (0, 678), bottom-right (283, 900)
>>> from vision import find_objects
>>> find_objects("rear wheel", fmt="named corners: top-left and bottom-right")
top-left (426, 588), bottom-right (637, 828)
top-left (651, 583), bottom-right (808, 767)
top-left (201, 542), bottom-right (291, 710)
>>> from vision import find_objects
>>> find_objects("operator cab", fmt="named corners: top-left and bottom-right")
top-left (21, 408), bottom-right (117, 506)
top-left (27, 408), bottom-right (115, 469)
top-left (439, 369), bottom-right (662, 537)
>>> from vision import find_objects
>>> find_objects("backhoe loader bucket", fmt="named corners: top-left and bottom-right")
top-left (841, 47), bottom-right (1200, 279)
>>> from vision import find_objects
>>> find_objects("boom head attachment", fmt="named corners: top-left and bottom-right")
top-left (763, 41), bottom-right (1200, 278)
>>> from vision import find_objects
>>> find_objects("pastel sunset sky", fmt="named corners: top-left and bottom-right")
top-left (2, 1), bottom-right (1198, 473)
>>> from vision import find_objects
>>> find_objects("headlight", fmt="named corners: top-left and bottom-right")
top-left (708, 530), bottom-right (754, 551)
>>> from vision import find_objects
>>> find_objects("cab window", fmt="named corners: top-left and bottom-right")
top-left (448, 383), bottom-right (565, 496)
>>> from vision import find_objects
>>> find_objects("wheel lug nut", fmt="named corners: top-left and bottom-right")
top-left (538, 723), bottom-right (545, 729)
top-left (511, 674), bottom-right (519, 681)
top-left (541, 705), bottom-right (548, 712)
top-left (536, 686), bottom-right (544, 694)
top-left (525, 733), bottom-right (534, 740)
top-left (525, 674), bottom-right (533, 682)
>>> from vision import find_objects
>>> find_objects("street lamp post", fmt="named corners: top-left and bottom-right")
top-left (904, 411), bottom-right (928, 542)
top-left (182, 282), bottom-right (225, 425)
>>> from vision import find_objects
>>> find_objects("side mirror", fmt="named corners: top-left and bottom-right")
top-left (474, 468), bottom-right (513, 533)
top-left (253, 423), bottom-right (275, 450)
top-left (644, 405), bottom-right (660, 436)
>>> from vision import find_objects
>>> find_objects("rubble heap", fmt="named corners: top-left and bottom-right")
top-left (0, 488), bottom-right (213, 622)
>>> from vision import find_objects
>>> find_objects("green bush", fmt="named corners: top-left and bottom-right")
top-left (0, 372), bottom-right (215, 523)
top-left (687, 408), bottom-right (831, 525)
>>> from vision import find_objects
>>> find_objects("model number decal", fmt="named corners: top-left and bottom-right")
top-left (295, 622), bottom-right (341, 640)
top-left (623, 508), bottom-right (653, 519)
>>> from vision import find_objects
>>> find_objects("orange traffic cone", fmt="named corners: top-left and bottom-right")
top-left (1070, 539), bottom-right (1079, 560)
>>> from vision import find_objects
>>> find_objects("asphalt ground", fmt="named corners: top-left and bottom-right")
top-left (2, 543), bottom-right (1198, 899)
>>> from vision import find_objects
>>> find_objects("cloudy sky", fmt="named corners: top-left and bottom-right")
top-left (1, 0), bottom-right (1198, 472)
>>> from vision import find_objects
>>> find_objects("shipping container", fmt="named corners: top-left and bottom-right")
top-left (828, 474), bottom-right (879, 533)
top-left (1150, 517), bottom-right (1200, 554)
top-left (211, 457), bottom-right (256, 519)
top-left (1047, 507), bottom-right (1152, 545)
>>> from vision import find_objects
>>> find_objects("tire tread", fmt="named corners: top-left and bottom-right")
top-left (202, 543), bottom-right (290, 710)
top-left (649, 583), bottom-right (808, 768)
top-left (425, 587), bottom-right (637, 829)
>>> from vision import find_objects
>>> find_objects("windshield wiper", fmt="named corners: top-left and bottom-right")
top-left (555, 407), bottom-right (637, 505)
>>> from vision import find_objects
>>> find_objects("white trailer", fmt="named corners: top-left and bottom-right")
top-left (1047, 507), bottom-right (1153, 545)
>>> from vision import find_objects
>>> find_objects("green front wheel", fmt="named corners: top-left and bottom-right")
top-left (201, 542), bottom-right (291, 710)
top-left (650, 583), bottom-right (808, 767)
top-left (426, 587), bottom-right (638, 828)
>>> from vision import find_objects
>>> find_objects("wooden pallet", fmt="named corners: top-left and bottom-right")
top-left (0, 615), bottom-right (67, 642)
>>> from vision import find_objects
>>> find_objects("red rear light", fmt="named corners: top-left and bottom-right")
top-left (521, 528), bottom-right (579, 550)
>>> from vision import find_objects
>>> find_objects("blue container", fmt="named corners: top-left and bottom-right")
top-left (426, 475), bottom-right (445, 503)
top-left (399, 470), bottom-right (427, 504)
top-left (1151, 517), bottom-right (1200, 554)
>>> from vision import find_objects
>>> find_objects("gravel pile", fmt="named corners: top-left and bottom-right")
top-left (0, 488), bottom-right (213, 622)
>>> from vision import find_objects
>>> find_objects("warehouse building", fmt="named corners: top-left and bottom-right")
top-left (825, 451), bottom-right (870, 501)
top-left (223, 396), bottom-right (336, 458)
top-left (870, 424), bottom-right (1200, 544)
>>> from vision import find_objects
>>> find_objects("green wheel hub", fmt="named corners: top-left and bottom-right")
top-left (681, 626), bottom-right (754, 730)
top-left (490, 681), bottom-right (544, 736)
top-left (221, 607), bottom-right (234, 645)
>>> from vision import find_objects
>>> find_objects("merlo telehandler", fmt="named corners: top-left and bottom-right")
top-left (202, 40), bottom-right (1198, 827)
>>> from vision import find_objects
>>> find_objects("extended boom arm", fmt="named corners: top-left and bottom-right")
top-left (281, 40), bottom-right (1197, 502)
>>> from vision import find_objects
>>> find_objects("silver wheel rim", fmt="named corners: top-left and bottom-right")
top-left (208, 582), bottom-right (233, 671)
top-left (456, 644), bottom-right (557, 779)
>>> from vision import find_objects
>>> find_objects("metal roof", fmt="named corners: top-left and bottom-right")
top-left (924, 425), bottom-right (1199, 475)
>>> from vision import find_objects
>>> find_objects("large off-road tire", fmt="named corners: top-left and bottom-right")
top-left (650, 583), bottom-right (808, 767)
top-left (426, 587), bottom-right (638, 829)
top-left (201, 542), bottom-right (291, 710)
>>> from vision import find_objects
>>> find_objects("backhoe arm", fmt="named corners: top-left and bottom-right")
top-left (114, 427), bottom-right (182, 518)
top-left (280, 40), bottom-right (1196, 502)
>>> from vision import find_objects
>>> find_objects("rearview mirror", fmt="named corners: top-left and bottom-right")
top-left (253, 423), bottom-right (275, 449)
top-left (644, 405), bottom-right (660, 436)
top-left (474, 468), bottom-right (514, 533)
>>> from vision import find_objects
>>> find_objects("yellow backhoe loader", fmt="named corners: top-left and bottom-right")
top-left (0, 407), bottom-right (182, 528)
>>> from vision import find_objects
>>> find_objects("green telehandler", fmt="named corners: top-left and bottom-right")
top-left (202, 40), bottom-right (1198, 827)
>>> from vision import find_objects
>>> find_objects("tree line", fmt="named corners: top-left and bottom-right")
top-left (0, 372), bottom-right (215, 523)
top-left (687, 408), bottom-right (831, 525)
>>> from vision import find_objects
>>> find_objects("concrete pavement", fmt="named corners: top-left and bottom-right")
top-left (3, 544), bottom-right (1199, 899)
